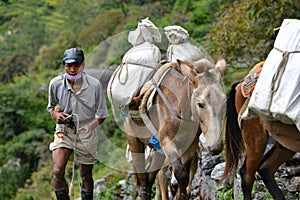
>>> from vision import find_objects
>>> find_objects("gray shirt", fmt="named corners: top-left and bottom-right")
top-left (47, 71), bottom-right (108, 126)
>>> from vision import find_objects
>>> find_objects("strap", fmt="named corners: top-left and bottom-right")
top-left (118, 62), bottom-right (158, 85)
top-left (139, 111), bottom-right (164, 155)
top-left (272, 47), bottom-right (300, 93)
top-left (151, 78), bottom-right (188, 121)
top-left (72, 92), bottom-right (95, 113)
top-left (139, 111), bottom-right (158, 136)
top-left (60, 73), bottom-right (95, 113)
top-left (268, 48), bottom-right (300, 112)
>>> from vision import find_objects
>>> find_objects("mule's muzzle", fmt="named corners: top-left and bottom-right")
top-left (199, 133), bottom-right (223, 155)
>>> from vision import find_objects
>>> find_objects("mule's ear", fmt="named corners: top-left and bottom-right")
top-left (176, 59), bottom-right (197, 85)
top-left (215, 54), bottom-right (226, 77)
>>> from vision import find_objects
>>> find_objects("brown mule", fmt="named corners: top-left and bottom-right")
top-left (222, 78), bottom-right (300, 200)
top-left (125, 56), bottom-right (226, 200)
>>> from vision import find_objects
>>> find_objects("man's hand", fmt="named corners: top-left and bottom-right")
top-left (50, 110), bottom-right (72, 124)
top-left (78, 124), bottom-right (92, 133)
top-left (78, 118), bottom-right (105, 133)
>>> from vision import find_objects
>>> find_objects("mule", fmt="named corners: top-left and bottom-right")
top-left (124, 56), bottom-right (226, 200)
top-left (222, 76), bottom-right (300, 200)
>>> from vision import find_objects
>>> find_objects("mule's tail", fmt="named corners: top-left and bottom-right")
top-left (220, 81), bottom-right (245, 182)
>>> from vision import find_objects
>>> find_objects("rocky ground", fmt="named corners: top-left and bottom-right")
top-left (89, 138), bottom-right (300, 200)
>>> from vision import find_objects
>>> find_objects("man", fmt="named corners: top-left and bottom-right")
top-left (47, 48), bottom-right (108, 200)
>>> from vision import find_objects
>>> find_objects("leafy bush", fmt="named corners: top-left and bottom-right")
top-left (0, 79), bottom-right (53, 144)
top-left (0, 164), bottom-right (29, 200)
top-left (0, 129), bottom-right (49, 199)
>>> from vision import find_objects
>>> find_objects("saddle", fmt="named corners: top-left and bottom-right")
top-left (237, 61), bottom-right (264, 126)
top-left (240, 61), bottom-right (264, 98)
top-left (131, 60), bottom-right (173, 113)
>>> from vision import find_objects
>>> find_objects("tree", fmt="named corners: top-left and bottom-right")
top-left (0, 52), bottom-right (33, 83)
top-left (206, 0), bottom-right (300, 68)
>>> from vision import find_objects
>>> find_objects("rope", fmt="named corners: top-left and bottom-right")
top-left (118, 62), bottom-right (157, 85)
top-left (268, 48), bottom-right (300, 112)
top-left (68, 114), bottom-right (100, 197)
top-left (69, 113), bottom-right (79, 197)
top-left (167, 44), bottom-right (174, 61)
top-left (273, 19), bottom-right (297, 32)
top-left (271, 48), bottom-right (300, 93)
top-left (118, 63), bottom-right (129, 85)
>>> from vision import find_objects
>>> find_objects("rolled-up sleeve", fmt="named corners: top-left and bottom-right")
top-left (95, 82), bottom-right (109, 119)
top-left (47, 79), bottom-right (58, 112)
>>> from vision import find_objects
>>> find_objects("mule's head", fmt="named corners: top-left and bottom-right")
top-left (176, 55), bottom-right (226, 154)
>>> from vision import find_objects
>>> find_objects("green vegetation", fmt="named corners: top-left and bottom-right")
top-left (217, 185), bottom-right (234, 200)
top-left (0, 0), bottom-right (300, 199)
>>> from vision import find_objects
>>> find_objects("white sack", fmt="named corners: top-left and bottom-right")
top-left (128, 17), bottom-right (161, 46)
top-left (107, 18), bottom-right (161, 121)
top-left (121, 42), bottom-right (161, 69)
top-left (164, 25), bottom-right (206, 62)
top-left (248, 19), bottom-right (300, 130)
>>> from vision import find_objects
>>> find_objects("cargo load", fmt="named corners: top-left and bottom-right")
top-left (247, 19), bottom-right (300, 131)
top-left (107, 18), bottom-right (161, 121)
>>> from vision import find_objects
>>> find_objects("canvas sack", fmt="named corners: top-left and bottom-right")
top-left (248, 19), bottom-right (300, 130)
top-left (107, 18), bottom-right (161, 120)
top-left (164, 25), bottom-right (207, 62)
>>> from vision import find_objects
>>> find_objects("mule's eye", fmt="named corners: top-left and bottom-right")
top-left (197, 103), bottom-right (204, 109)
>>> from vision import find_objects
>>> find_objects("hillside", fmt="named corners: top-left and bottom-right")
top-left (0, 0), bottom-right (300, 199)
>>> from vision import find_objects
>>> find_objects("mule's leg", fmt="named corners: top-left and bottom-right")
top-left (186, 152), bottom-right (198, 195)
top-left (155, 169), bottom-right (164, 200)
top-left (172, 145), bottom-right (198, 200)
top-left (155, 156), bottom-right (170, 200)
top-left (239, 119), bottom-right (269, 200)
top-left (258, 142), bottom-right (295, 200)
top-left (154, 159), bottom-right (170, 200)
top-left (125, 133), bottom-right (149, 200)
top-left (172, 159), bottom-right (189, 200)
top-left (163, 141), bottom-right (188, 200)
top-left (239, 155), bottom-right (254, 200)
top-left (146, 152), bottom-right (166, 199)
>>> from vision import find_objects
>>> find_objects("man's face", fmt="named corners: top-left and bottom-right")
top-left (64, 63), bottom-right (82, 75)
